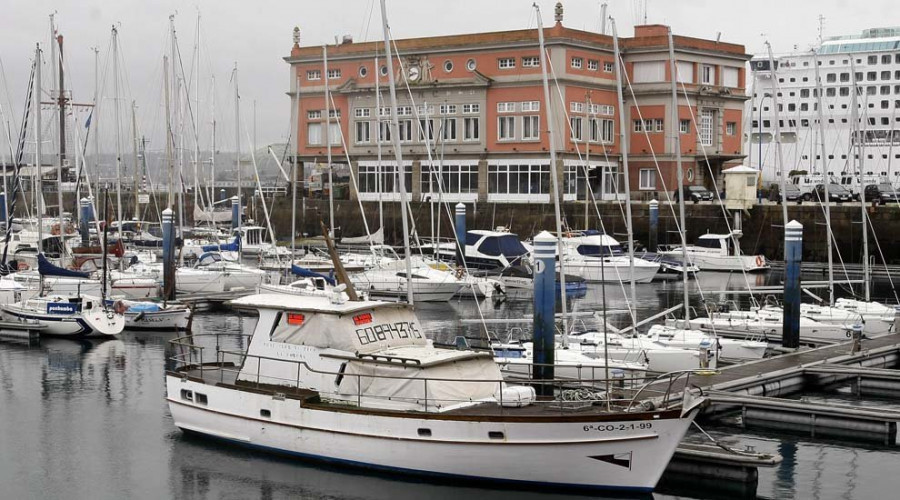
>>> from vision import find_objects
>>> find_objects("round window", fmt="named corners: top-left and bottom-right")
top-left (359, 66), bottom-right (368, 77)
top-left (687, 168), bottom-right (694, 182)
top-left (380, 65), bottom-right (388, 76)
top-left (466, 59), bottom-right (476, 71)
top-left (444, 60), bottom-right (453, 73)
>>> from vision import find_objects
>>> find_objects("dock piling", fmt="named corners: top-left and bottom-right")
top-left (455, 202), bottom-right (466, 267)
top-left (78, 197), bottom-right (91, 246)
top-left (231, 196), bottom-right (241, 229)
top-left (162, 208), bottom-right (175, 301)
top-left (532, 230), bottom-right (556, 396)
top-left (782, 220), bottom-right (803, 349)
top-left (648, 198), bottom-right (659, 251)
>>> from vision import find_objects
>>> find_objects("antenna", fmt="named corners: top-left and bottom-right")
top-left (716, 32), bottom-right (721, 43)
top-left (818, 14), bottom-right (825, 44)
top-left (599, 2), bottom-right (608, 34)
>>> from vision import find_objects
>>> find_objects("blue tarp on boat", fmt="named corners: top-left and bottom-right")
top-left (127, 302), bottom-right (162, 313)
top-left (290, 265), bottom-right (336, 286)
top-left (38, 254), bottom-right (90, 278)
top-left (202, 235), bottom-right (240, 252)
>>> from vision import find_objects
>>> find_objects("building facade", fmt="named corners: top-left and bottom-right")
top-left (285, 5), bottom-right (749, 204)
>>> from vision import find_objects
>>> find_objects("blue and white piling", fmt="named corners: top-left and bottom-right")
top-left (455, 202), bottom-right (466, 267)
top-left (78, 198), bottom-right (91, 246)
top-left (231, 196), bottom-right (241, 230)
top-left (532, 230), bottom-right (557, 395)
top-left (0, 192), bottom-right (7, 226)
top-left (782, 220), bottom-right (803, 348)
top-left (162, 208), bottom-right (176, 301)
top-left (648, 198), bottom-right (659, 252)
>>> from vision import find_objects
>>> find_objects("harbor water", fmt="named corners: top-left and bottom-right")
top-left (2, 271), bottom-right (900, 499)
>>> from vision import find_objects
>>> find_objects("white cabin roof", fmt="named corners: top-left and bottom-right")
top-left (230, 293), bottom-right (406, 315)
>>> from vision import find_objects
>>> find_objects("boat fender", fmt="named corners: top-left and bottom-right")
top-left (756, 255), bottom-right (764, 267)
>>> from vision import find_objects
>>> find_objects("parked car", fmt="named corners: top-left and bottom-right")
top-left (863, 183), bottom-right (900, 203)
top-left (768, 183), bottom-right (802, 202)
top-left (808, 183), bottom-right (852, 202)
top-left (672, 185), bottom-right (714, 203)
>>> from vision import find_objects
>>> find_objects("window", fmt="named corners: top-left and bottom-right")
top-left (826, 88), bottom-right (836, 97)
top-left (180, 389), bottom-right (193, 401)
top-left (463, 117), bottom-right (480, 141)
top-left (571, 57), bottom-right (583, 69)
top-left (882, 85), bottom-right (892, 95)
top-left (639, 168), bottom-right (656, 190)
top-left (487, 161), bottom-right (551, 201)
top-left (700, 109), bottom-right (714, 146)
top-left (633, 61), bottom-right (665, 82)
top-left (355, 121), bottom-right (370, 144)
top-left (726, 122), bottom-right (736, 136)
top-left (800, 103), bottom-right (809, 111)
top-left (498, 57), bottom-right (516, 69)
top-left (603, 61), bottom-right (614, 73)
top-left (328, 123), bottom-right (340, 145)
top-left (654, 118), bottom-right (664, 132)
top-left (840, 87), bottom-right (849, 96)
top-left (418, 119), bottom-right (435, 142)
top-left (722, 67), bottom-right (738, 87)
top-left (416, 104), bottom-right (434, 116)
top-left (868, 55), bottom-right (878, 65)
top-left (357, 162), bottom-right (412, 197)
top-left (634, 120), bottom-right (644, 132)
top-left (522, 115), bottom-right (540, 140)
top-left (522, 56), bottom-right (540, 68)
top-left (378, 121), bottom-right (391, 143)
top-left (587, 59), bottom-right (599, 71)
top-left (380, 65), bottom-right (388, 76)
top-left (521, 101), bottom-right (540, 112)
top-left (497, 102), bottom-right (516, 113)
top-left (883, 54), bottom-right (892, 64)
top-left (420, 163), bottom-right (478, 198)
top-left (358, 66), bottom-right (368, 78)
top-left (398, 119), bottom-right (413, 142)
top-left (680, 119), bottom-right (690, 134)
top-left (307, 123), bottom-right (323, 145)
top-left (439, 104), bottom-right (457, 115)
top-left (463, 103), bottom-right (480, 114)
top-left (443, 60), bottom-right (453, 72)
top-left (883, 71), bottom-right (892, 80)
top-left (441, 118), bottom-right (457, 141)
top-left (826, 73), bottom-right (836, 83)
top-left (354, 108), bottom-right (371, 118)
top-left (466, 59), bottom-right (476, 71)
top-left (307, 70), bottom-right (321, 81)
top-left (800, 89), bottom-right (810, 98)
top-left (195, 393), bottom-right (208, 405)
top-left (397, 106), bottom-right (412, 117)
top-left (788, 103), bottom-right (796, 111)
top-left (675, 61), bottom-right (694, 83)
top-left (867, 71), bottom-right (877, 81)
top-left (328, 109), bottom-right (341, 118)
top-left (840, 73), bottom-right (850, 82)
top-left (498, 116), bottom-right (515, 141)
top-left (378, 107), bottom-right (391, 117)
top-left (570, 117), bottom-right (583, 141)
top-left (327, 68), bottom-right (341, 79)
top-left (701, 64), bottom-right (714, 84)
top-left (260, 409), bottom-right (271, 418)
top-left (307, 110), bottom-right (322, 120)
top-left (570, 102), bottom-right (584, 113)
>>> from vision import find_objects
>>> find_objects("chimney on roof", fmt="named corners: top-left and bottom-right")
top-left (342, 34), bottom-right (354, 45)
top-left (554, 2), bottom-right (564, 25)
top-left (292, 26), bottom-right (301, 47)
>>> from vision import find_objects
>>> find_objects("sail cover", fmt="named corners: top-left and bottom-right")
top-left (340, 226), bottom-right (384, 245)
top-left (38, 254), bottom-right (90, 278)
top-left (202, 235), bottom-right (241, 253)
top-left (290, 265), bottom-right (335, 286)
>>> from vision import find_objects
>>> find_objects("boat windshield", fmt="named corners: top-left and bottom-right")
top-left (696, 238), bottom-right (724, 249)
top-left (576, 244), bottom-right (622, 256)
top-left (478, 235), bottom-right (527, 257)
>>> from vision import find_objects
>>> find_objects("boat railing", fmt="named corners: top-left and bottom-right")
top-left (169, 333), bottom-right (700, 414)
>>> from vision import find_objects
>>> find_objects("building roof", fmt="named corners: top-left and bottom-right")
top-left (286, 22), bottom-right (747, 62)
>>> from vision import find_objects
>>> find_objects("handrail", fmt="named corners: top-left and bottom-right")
top-left (169, 333), bottom-right (690, 410)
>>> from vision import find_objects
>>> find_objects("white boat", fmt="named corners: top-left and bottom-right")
top-left (569, 330), bottom-right (717, 373)
top-left (492, 341), bottom-right (648, 383)
top-left (194, 252), bottom-right (267, 291)
top-left (258, 277), bottom-right (341, 298)
top-left (426, 229), bottom-right (531, 271)
top-left (673, 308), bottom-right (852, 342)
top-left (165, 293), bottom-right (704, 492)
top-left (660, 232), bottom-right (768, 272)
top-left (645, 324), bottom-right (768, 361)
top-left (559, 231), bottom-right (660, 283)
top-left (112, 299), bottom-right (191, 331)
top-left (833, 298), bottom-right (897, 335)
top-left (1, 294), bottom-right (124, 337)
top-left (351, 260), bottom-right (462, 302)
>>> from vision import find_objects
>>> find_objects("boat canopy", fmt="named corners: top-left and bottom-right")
top-left (202, 235), bottom-right (241, 253)
top-left (290, 264), bottom-right (335, 286)
top-left (38, 254), bottom-right (90, 278)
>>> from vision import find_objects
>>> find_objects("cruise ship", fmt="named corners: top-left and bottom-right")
top-left (750, 27), bottom-right (900, 194)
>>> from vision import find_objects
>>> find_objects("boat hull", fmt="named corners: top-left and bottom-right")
top-left (166, 376), bottom-right (696, 492)
top-left (124, 308), bottom-right (190, 331)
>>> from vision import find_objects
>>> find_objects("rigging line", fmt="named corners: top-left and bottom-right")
top-left (545, 51), bottom-right (635, 322)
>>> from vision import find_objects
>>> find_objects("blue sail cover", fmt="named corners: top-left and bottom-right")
top-left (202, 235), bottom-right (240, 252)
top-left (38, 253), bottom-right (90, 278)
top-left (290, 265), bottom-right (336, 286)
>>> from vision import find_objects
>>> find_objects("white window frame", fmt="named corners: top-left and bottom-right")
top-left (639, 168), bottom-right (657, 190)
top-left (356, 161), bottom-right (413, 201)
top-left (521, 101), bottom-right (540, 112)
top-left (522, 115), bottom-right (540, 140)
top-left (327, 68), bottom-right (341, 79)
top-left (570, 116), bottom-right (583, 141)
top-left (463, 103), bottom-right (480, 114)
top-left (726, 121), bottom-right (736, 136)
top-left (571, 57), bottom-right (583, 69)
top-left (654, 118), bottom-right (664, 133)
top-left (679, 119), bottom-right (690, 134)
top-left (307, 70), bottom-right (321, 81)
top-left (701, 64), bottom-right (714, 85)
top-left (307, 123), bottom-right (323, 145)
top-left (463, 117), bottom-right (480, 141)
top-left (570, 102), bottom-right (584, 113)
top-left (307, 110), bottom-right (322, 120)
top-left (497, 102), bottom-right (516, 113)
top-left (355, 120), bottom-right (371, 144)
top-left (498, 58), bottom-right (516, 69)
top-left (498, 116), bottom-right (516, 141)
top-left (442, 118), bottom-right (457, 141)
top-left (487, 160), bottom-right (552, 203)
top-left (700, 109), bottom-right (714, 146)
top-left (354, 108), bottom-right (371, 118)
top-left (439, 104), bottom-right (457, 115)
top-left (603, 61), bottom-right (614, 73)
top-left (587, 59), bottom-right (599, 71)
top-left (522, 56), bottom-right (540, 68)
top-left (420, 161), bottom-right (479, 202)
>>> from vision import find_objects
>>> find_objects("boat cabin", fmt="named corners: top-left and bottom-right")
top-left (464, 230), bottom-right (529, 270)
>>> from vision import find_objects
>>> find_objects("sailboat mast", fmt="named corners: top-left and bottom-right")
top-left (35, 43), bottom-right (44, 291)
top-left (612, 19), bottom-right (636, 321)
top-left (211, 75), bottom-right (217, 215)
top-left (323, 45), bottom-right (335, 237)
top-left (171, 15), bottom-right (184, 235)
top-left (194, 13), bottom-right (202, 220)
top-left (93, 47), bottom-right (100, 195)
top-left (766, 43), bottom-right (790, 239)
top-left (848, 57), bottom-right (869, 301)
top-left (54, 27), bottom-right (66, 225)
top-left (379, 0), bottom-right (414, 305)
top-left (233, 63), bottom-right (242, 255)
top-left (375, 54), bottom-right (384, 235)
top-left (666, 27), bottom-right (689, 320)
top-left (535, 4), bottom-right (568, 336)
top-left (112, 26), bottom-right (124, 249)
top-left (131, 101), bottom-right (140, 219)
top-left (164, 56), bottom-right (175, 209)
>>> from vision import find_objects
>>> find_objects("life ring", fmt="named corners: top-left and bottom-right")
top-left (113, 300), bottom-right (128, 315)
top-left (756, 255), bottom-right (764, 267)
top-left (17, 261), bottom-right (28, 271)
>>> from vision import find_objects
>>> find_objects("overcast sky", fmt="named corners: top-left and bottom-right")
top-left (0, 0), bottom-right (892, 158)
